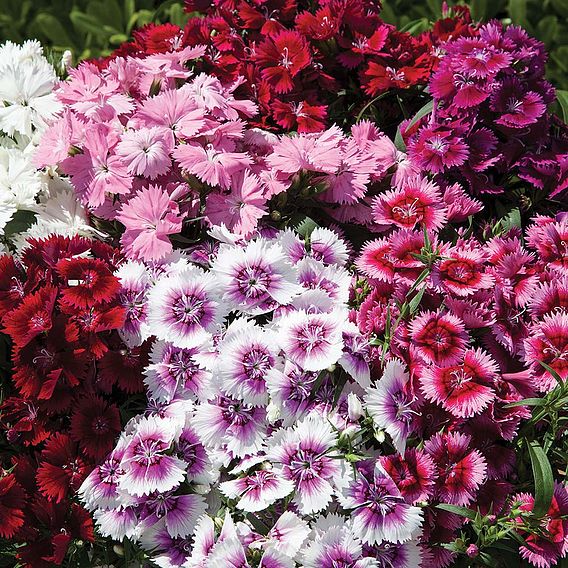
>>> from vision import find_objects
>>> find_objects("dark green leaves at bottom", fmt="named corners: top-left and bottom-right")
top-left (527, 440), bottom-right (554, 518)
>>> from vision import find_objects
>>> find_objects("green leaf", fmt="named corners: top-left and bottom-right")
top-left (527, 440), bottom-right (554, 518)
top-left (538, 360), bottom-right (565, 387)
top-left (556, 90), bottom-right (568, 123)
top-left (408, 285), bottom-right (426, 314)
top-left (87, 0), bottom-right (123, 30)
top-left (4, 210), bottom-right (36, 238)
top-left (32, 13), bottom-right (75, 48)
top-left (394, 99), bottom-right (434, 151)
top-left (399, 18), bottom-right (429, 35)
top-left (501, 207), bottom-right (522, 232)
top-left (435, 503), bottom-right (478, 520)
top-left (551, 0), bottom-right (568, 17)
top-left (70, 9), bottom-right (112, 40)
top-left (508, 0), bottom-right (528, 27)
top-left (293, 216), bottom-right (319, 239)
top-left (504, 398), bottom-right (547, 408)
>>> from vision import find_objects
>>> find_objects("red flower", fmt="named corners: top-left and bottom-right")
top-left (0, 254), bottom-right (25, 319)
top-left (3, 286), bottom-right (58, 349)
top-left (97, 340), bottom-right (150, 394)
top-left (255, 30), bottom-right (311, 93)
top-left (295, 6), bottom-right (339, 41)
top-left (36, 434), bottom-right (91, 503)
top-left (70, 396), bottom-right (121, 460)
top-left (0, 397), bottom-right (50, 446)
top-left (57, 257), bottom-right (121, 308)
top-left (0, 474), bottom-right (27, 538)
top-left (271, 99), bottom-right (327, 132)
top-left (132, 23), bottom-right (184, 53)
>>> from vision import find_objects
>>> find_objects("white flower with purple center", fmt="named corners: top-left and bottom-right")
top-left (119, 416), bottom-right (187, 497)
top-left (140, 524), bottom-right (196, 568)
top-left (295, 257), bottom-right (351, 306)
top-left (174, 424), bottom-right (217, 485)
top-left (301, 517), bottom-right (379, 568)
top-left (193, 395), bottom-right (267, 458)
top-left (261, 511), bottom-right (310, 558)
top-left (147, 266), bottom-right (224, 349)
top-left (277, 309), bottom-right (345, 372)
top-left (79, 435), bottom-right (129, 511)
top-left (309, 227), bottom-right (349, 266)
top-left (94, 507), bottom-right (138, 540)
top-left (370, 540), bottom-right (423, 568)
top-left (211, 238), bottom-right (300, 315)
top-left (115, 260), bottom-right (151, 343)
top-left (137, 491), bottom-right (207, 538)
top-left (217, 324), bottom-right (279, 407)
top-left (145, 340), bottom-right (211, 402)
top-left (220, 468), bottom-right (294, 512)
top-left (339, 461), bottom-right (423, 546)
top-left (207, 538), bottom-right (250, 568)
top-left (365, 359), bottom-right (417, 454)
top-left (259, 550), bottom-right (294, 568)
top-left (267, 414), bottom-right (344, 515)
top-left (339, 322), bottom-right (371, 388)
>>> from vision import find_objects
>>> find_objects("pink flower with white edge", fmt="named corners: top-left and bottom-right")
top-left (278, 309), bottom-right (345, 372)
top-left (267, 414), bottom-right (346, 515)
top-left (220, 469), bottom-right (294, 512)
top-left (119, 416), bottom-right (186, 497)
top-left (211, 238), bottom-right (300, 315)
top-left (147, 266), bottom-right (223, 349)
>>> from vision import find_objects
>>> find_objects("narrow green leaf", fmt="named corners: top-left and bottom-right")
top-left (435, 503), bottom-right (478, 520)
top-left (527, 440), bottom-right (554, 518)
top-left (293, 216), bottom-right (319, 239)
top-left (32, 13), bottom-right (75, 48)
top-left (556, 90), bottom-right (568, 123)
top-left (538, 360), bottom-right (565, 387)
top-left (408, 286), bottom-right (426, 314)
top-left (504, 398), bottom-right (547, 408)
top-left (394, 99), bottom-right (434, 151)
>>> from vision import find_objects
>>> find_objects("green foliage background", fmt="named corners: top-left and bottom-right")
top-left (0, 0), bottom-right (566, 89)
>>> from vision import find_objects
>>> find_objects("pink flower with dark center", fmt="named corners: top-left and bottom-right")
top-left (372, 176), bottom-right (447, 231)
top-left (409, 311), bottom-right (468, 366)
top-left (524, 312), bottom-right (568, 392)
top-left (420, 348), bottom-right (498, 418)
top-left (432, 247), bottom-right (494, 296)
top-left (356, 239), bottom-right (395, 282)
top-left (491, 79), bottom-right (546, 128)
top-left (424, 431), bottom-right (487, 506)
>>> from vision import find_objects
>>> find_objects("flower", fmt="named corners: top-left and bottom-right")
top-left (117, 185), bottom-right (186, 261)
top-left (366, 359), bottom-right (416, 454)
top-left (0, 474), bottom-right (26, 538)
top-left (339, 461), bottom-right (423, 545)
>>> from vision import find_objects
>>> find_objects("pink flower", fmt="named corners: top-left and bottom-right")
top-left (173, 142), bottom-right (251, 189)
top-left (205, 170), bottom-right (267, 235)
top-left (372, 176), bottom-right (447, 231)
top-left (117, 185), bottom-right (186, 261)
top-left (356, 239), bottom-right (395, 282)
top-left (420, 348), bottom-right (498, 418)
top-left (116, 126), bottom-right (174, 179)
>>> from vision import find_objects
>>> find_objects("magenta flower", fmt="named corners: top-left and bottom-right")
top-left (339, 460), bottom-right (423, 545)
top-left (267, 415), bottom-right (344, 514)
top-left (205, 170), bottom-right (267, 236)
top-left (117, 184), bottom-right (185, 261)
top-left (420, 348), bottom-right (498, 418)
top-left (119, 416), bottom-right (186, 497)
top-left (491, 79), bottom-right (546, 129)
top-left (424, 431), bottom-right (487, 506)
top-left (408, 124), bottom-right (469, 174)
top-left (356, 239), bottom-right (395, 282)
top-left (116, 126), bottom-right (174, 179)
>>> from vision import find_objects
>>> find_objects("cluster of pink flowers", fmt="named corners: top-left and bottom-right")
top-left (1, 3), bottom-right (568, 568)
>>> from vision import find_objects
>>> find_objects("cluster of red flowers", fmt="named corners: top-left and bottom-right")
top-left (95, 1), bottom-right (474, 133)
top-left (0, 236), bottom-right (148, 567)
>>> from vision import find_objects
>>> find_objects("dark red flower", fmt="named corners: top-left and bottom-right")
top-left (0, 474), bottom-right (27, 538)
top-left (36, 434), bottom-right (91, 503)
top-left (0, 254), bottom-right (25, 319)
top-left (0, 397), bottom-right (50, 446)
top-left (271, 99), bottom-right (327, 132)
top-left (3, 286), bottom-right (58, 349)
top-left (70, 396), bottom-right (121, 460)
top-left (57, 257), bottom-right (121, 308)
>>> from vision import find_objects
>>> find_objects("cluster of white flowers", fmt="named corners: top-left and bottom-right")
top-left (0, 40), bottom-right (91, 252)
